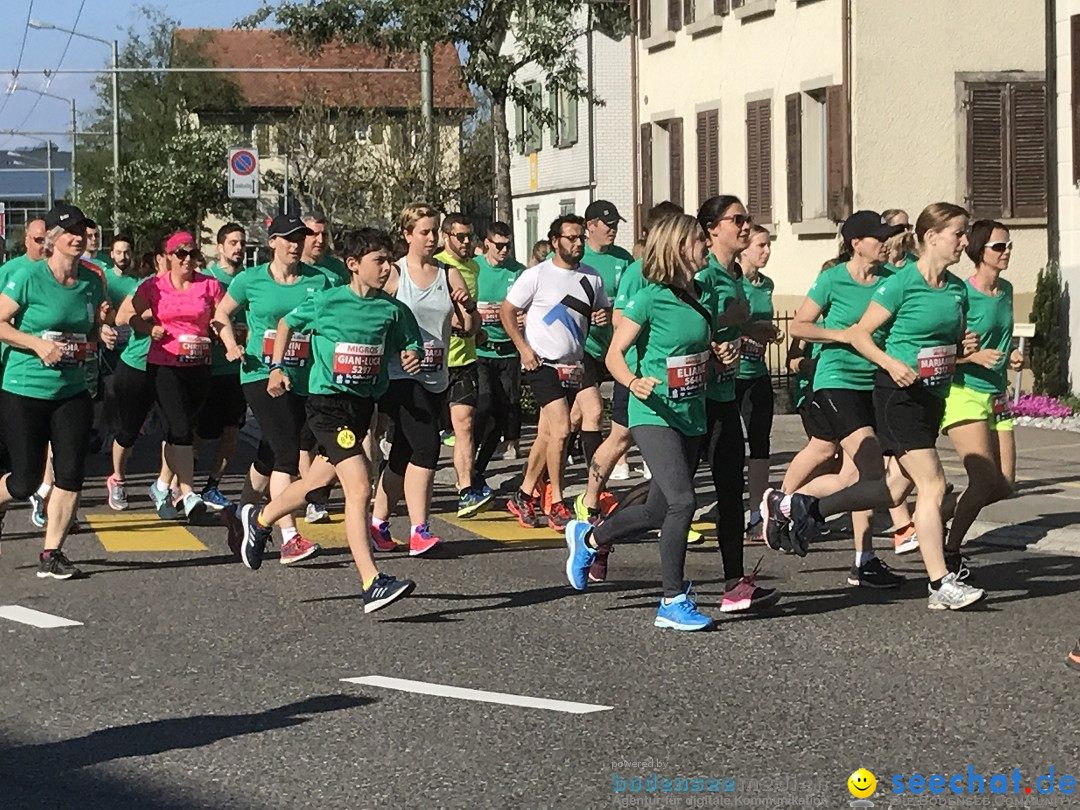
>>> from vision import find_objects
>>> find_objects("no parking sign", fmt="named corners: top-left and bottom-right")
top-left (228, 147), bottom-right (259, 199)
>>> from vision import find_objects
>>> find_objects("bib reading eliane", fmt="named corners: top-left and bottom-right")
top-left (917, 345), bottom-right (956, 386)
top-left (666, 351), bottom-right (709, 401)
top-left (332, 342), bottom-right (383, 385)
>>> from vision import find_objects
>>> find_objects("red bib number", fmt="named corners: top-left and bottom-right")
top-left (332, 342), bottom-right (383, 385)
top-left (477, 301), bottom-right (501, 326)
top-left (42, 330), bottom-right (90, 368)
top-left (554, 362), bottom-right (584, 389)
top-left (917, 345), bottom-right (956, 386)
top-left (666, 351), bottom-right (709, 401)
top-left (177, 334), bottom-right (211, 364)
top-left (992, 392), bottom-right (1012, 421)
top-left (262, 329), bottom-right (311, 367)
top-left (420, 341), bottom-right (445, 373)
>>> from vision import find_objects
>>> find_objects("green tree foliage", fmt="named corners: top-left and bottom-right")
top-left (1029, 262), bottom-right (1066, 397)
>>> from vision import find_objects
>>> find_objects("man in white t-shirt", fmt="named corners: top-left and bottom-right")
top-left (500, 214), bottom-right (610, 531)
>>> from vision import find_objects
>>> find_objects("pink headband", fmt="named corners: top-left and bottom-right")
top-left (165, 231), bottom-right (196, 253)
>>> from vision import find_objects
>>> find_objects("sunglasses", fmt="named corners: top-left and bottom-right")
top-left (172, 249), bottom-right (201, 261)
top-left (31, 237), bottom-right (45, 244)
top-left (986, 240), bottom-right (1013, 253)
top-left (449, 232), bottom-right (473, 242)
top-left (558, 233), bottom-right (585, 242)
top-left (719, 214), bottom-right (751, 227)
top-left (489, 240), bottom-right (511, 251)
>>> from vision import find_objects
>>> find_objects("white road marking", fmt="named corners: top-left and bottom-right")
top-left (342, 675), bottom-right (612, 714)
top-left (0, 605), bottom-right (83, 628)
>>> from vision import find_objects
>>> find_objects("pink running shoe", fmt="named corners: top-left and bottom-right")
top-left (719, 573), bottom-right (781, 613)
top-left (279, 534), bottom-right (319, 565)
top-left (371, 519), bottom-right (401, 552)
top-left (409, 523), bottom-right (442, 557)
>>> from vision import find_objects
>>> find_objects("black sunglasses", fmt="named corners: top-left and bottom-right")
top-left (489, 240), bottom-right (511, 250)
top-left (449, 232), bottom-right (473, 242)
top-left (173, 249), bottom-right (201, 261)
top-left (719, 214), bottom-right (751, 227)
top-left (986, 240), bottom-right (1013, 253)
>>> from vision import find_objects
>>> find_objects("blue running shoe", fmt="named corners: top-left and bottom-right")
top-left (240, 503), bottom-right (273, 571)
top-left (362, 572), bottom-right (416, 614)
top-left (654, 590), bottom-right (713, 631)
top-left (457, 486), bottom-right (493, 518)
top-left (28, 492), bottom-right (46, 528)
top-left (564, 519), bottom-right (597, 591)
top-left (200, 484), bottom-right (231, 511)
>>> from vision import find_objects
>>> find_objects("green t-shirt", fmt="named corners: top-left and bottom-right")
top-left (695, 253), bottom-right (744, 403)
top-left (583, 244), bottom-right (633, 360)
top-left (204, 262), bottom-right (247, 376)
top-left (1, 260), bottom-right (106, 400)
top-left (284, 286), bottom-right (422, 399)
top-left (954, 277), bottom-right (1013, 394)
top-left (807, 262), bottom-right (893, 391)
top-left (435, 249), bottom-right (479, 368)
top-left (872, 263), bottom-right (968, 397)
top-left (738, 272), bottom-right (775, 380)
top-left (226, 263), bottom-right (330, 393)
top-left (623, 281), bottom-right (716, 436)
top-left (474, 255), bottom-right (524, 358)
top-left (613, 259), bottom-right (647, 369)
top-left (312, 254), bottom-right (349, 287)
top-left (0, 254), bottom-right (36, 290)
top-left (102, 266), bottom-right (145, 359)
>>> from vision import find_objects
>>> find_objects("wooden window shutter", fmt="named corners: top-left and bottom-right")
top-left (639, 0), bottom-right (651, 39)
top-left (668, 0), bottom-right (682, 31)
top-left (714, 0), bottom-right (730, 13)
top-left (731, 0), bottom-right (745, 8)
top-left (641, 123), bottom-right (653, 215)
top-left (515, 102), bottom-right (526, 155)
top-left (668, 117), bottom-right (684, 208)
top-left (550, 87), bottom-right (561, 148)
top-left (746, 100), bottom-right (772, 223)
top-left (786, 93), bottom-right (803, 223)
top-left (684, 0), bottom-right (695, 25)
top-left (967, 83), bottom-right (1007, 218)
top-left (697, 110), bottom-right (719, 205)
top-left (825, 84), bottom-right (851, 221)
top-left (1010, 81), bottom-right (1047, 217)
top-left (1073, 16), bottom-right (1080, 184)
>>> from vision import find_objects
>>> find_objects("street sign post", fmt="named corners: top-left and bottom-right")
top-left (228, 147), bottom-right (259, 199)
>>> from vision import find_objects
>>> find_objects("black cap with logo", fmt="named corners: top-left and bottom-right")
top-left (44, 204), bottom-right (96, 233)
top-left (584, 200), bottom-right (625, 227)
top-left (841, 210), bottom-right (905, 244)
top-left (268, 214), bottom-right (314, 239)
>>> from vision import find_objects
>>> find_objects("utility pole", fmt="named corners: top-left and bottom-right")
top-left (45, 141), bottom-right (53, 205)
top-left (420, 41), bottom-right (434, 199)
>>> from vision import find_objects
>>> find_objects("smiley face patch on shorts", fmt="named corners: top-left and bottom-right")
top-left (336, 427), bottom-right (357, 449)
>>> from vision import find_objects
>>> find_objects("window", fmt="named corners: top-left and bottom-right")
top-left (731, 0), bottom-right (745, 8)
top-left (551, 88), bottom-right (578, 148)
top-left (746, 99), bottom-right (772, 223)
top-left (515, 82), bottom-right (544, 154)
top-left (966, 79), bottom-right (1047, 218)
top-left (560, 198), bottom-right (576, 216)
top-left (661, 118), bottom-right (684, 208)
top-left (683, 0), bottom-right (695, 25)
top-left (668, 0), bottom-right (682, 31)
top-left (526, 206), bottom-right (539, 249)
top-left (785, 86), bottom-right (850, 223)
top-left (639, 0), bottom-right (651, 38)
top-left (640, 123), bottom-right (653, 215)
top-left (697, 109), bottom-right (719, 205)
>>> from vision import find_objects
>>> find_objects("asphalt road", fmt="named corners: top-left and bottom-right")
top-left (0, 425), bottom-right (1077, 810)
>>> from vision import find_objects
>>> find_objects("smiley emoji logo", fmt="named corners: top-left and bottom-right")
top-left (848, 768), bottom-right (876, 799)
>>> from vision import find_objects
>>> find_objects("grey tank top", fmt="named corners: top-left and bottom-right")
top-left (389, 256), bottom-right (452, 393)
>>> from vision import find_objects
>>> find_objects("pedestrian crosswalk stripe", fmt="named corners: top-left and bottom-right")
top-left (299, 515), bottom-right (352, 548)
top-left (85, 513), bottom-right (208, 552)
top-left (439, 511), bottom-right (565, 543)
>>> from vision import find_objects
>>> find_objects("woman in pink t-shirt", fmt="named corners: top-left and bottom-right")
top-left (128, 231), bottom-right (223, 522)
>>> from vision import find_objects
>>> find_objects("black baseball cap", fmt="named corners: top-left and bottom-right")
top-left (841, 210), bottom-right (905, 244)
top-left (268, 214), bottom-right (314, 239)
top-left (584, 200), bottom-right (625, 226)
top-left (44, 204), bottom-right (96, 233)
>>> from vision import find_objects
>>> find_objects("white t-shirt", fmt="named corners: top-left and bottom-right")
top-left (505, 259), bottom-right (610, 364)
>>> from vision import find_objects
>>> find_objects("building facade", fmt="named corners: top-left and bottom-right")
top-left (1055, 0), bottom-right (1080, 388)
top-left (637, 0), bottom-right (1047, 317)
top-left (505, 12), bottom-right (635, 257)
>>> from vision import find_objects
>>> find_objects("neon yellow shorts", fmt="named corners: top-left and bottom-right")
top-left (941, 383), bottom-right (1013, 433)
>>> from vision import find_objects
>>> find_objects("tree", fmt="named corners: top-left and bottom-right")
top-left (77, 7), bottom-right (250, 247)
top-left (243, 0), bottom-right (631, 223)
top-left (1029, 262), bottom-right (1066, 397)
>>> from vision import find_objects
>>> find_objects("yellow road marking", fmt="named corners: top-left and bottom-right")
top-left (299, 515), bottom-right (352, 548)
top-left (85, 512), bottom-right (208, 552)
top-left (440, 510), bottom-right (564, 543)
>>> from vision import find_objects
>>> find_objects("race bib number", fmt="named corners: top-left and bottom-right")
top-left (114, 324), bottom-right (132, 347)
top-left (477, 301), bottom-right (502, 326)
top-left (740, 336), bottom-right (766, 361)
top-left (332, 342), bottom-right (383, 385)
top-left (42, 330), bottom-right (89, 368)
top-left (992, 392), bottom-right (1012, 422)
top-left (554, 362), bottom-right (584, 389)
top-left (262, 329), bottom-right (311, 367)
top-left (420, 340), bottom-right (445, 373)
top-left (917, 345), bottom-right (956, 386)
top-left (177, 334), bottom-right (212, 365)
top-left (713, 356), bottom-right (737, 384)
top-left (666, 351), bottom-right (709, 401)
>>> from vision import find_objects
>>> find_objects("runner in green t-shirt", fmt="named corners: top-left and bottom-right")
top-left (213, 213), bottom-right (329, 563)
top-left (240, 227), bottom-right (420, 615)
top-left (0, 204), bottom-right (108, 581)
top-left (194, 223), bottom-right (249, 512)
top-left (941, 219), bottom-right (1022, 567)
top-left (0, 218), bottom-right (46, 289)
top-left (472, 221), bottom-right (525, 484)
top-left (301, 211), bottom-right (348, 287)
top-left (433, 212), bottom-right (489, 517)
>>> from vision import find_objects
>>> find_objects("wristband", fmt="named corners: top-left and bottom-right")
top-left (268, 362), bottom-right (285, 372)
top-left (629, 376), bottom-right (639, 388)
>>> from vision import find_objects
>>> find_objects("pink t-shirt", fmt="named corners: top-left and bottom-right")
top-left (139, 272), bottom-right (224, 367)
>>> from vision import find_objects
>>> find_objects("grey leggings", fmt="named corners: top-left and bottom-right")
top-left (593, 424), bottom-right (700, 598)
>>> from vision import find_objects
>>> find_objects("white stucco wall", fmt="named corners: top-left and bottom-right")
top-left (1057, 0), bottom-right (1080, 388)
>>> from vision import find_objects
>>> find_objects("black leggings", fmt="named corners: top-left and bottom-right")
top-left (2, 390), bottom-right (93, 498)
top-left (151, 364), bottom-right (212, 446)
top-left (113, 360), bottom-right (157, 448)
top-left (380, 379), bottom-right (445, 475)
top-left (736, 375), bottom-right (774, 460)
top-left (702, 398), bottom-right (746, 581)
top-left (475, 355), bottom-right (521, 476)
top-left (243, 381), bottom-right (308, 477)
top-left (594, 425), bottom-right (699, 598)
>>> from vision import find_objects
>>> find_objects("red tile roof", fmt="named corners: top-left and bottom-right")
top-left (172, 28), bottom-right (474, 112)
